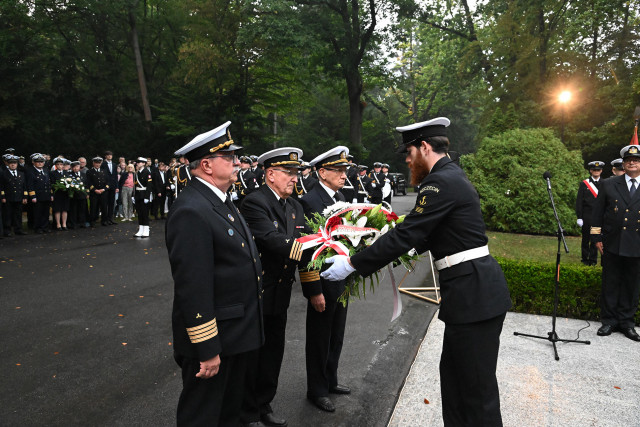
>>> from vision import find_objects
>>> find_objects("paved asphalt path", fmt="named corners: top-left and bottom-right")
top-left (0, 193), bottom-right (438, 427)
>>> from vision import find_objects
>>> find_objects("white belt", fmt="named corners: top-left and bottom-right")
top-left (136, 186), bottom-right (147, 191)
top-left (434, 245), bottom-right (490, 271)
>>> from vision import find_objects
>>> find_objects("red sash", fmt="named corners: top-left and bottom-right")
top-left (584, 179), bottom-right (598, 198)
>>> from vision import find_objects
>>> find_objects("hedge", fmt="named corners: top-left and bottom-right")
top-left (495, 257), bottom-right (640, 326)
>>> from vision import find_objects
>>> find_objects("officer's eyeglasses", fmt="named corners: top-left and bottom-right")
top-left (624, 158), bottom-right (640, 163)
top-left (207, 154), bottom-right (239, 163)
top-left (272, 168), bottom-right (299, 177)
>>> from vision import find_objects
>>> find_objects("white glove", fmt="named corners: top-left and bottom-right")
top-left (132, 197), bottom-right (135, 203)
top-left (321, 255), bottom-right (356, 281)
top-left (144, 198), bottom-right (149, 204)
top-left (577, 219), bottom-right (583, 227)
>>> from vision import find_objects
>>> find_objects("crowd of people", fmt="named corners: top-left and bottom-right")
top-left (0, 150), bottom-right (177, 237)
top-left (0, 147), bottom-right (395, 240)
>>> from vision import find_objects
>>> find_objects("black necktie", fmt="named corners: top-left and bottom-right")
top-left (631, 178), bottom-right (637, 197)
top-left (279, 198), bottom-right (286, 209)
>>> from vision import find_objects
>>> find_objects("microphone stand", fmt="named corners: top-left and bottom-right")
top-left (513, 173), bottom-right (591, 360)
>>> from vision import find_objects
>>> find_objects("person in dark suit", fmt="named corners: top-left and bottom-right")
top-left (321, 118), bottom-right (512, 427)
top-left (591, 144), bottom-right (640, 342)
top-left (133, 157), bottom-right (153, 237)
top-left (86, 157), bottom-right (110, 227)
top-left (341, 157), bottom-right (358, 203)
top-left (355, 165), bottom-right (372, 203)
top-left (381, 163), bottom-right (392, 205)
top-left (298, 146), bottom-right (352, 414)
top-left (152, 162), bottom-right (170, 219)
top-left (367, 162), bottom-right (384, 204)
top-left (293, 162), bottom-right (317, 199)
top-left (611, 158), bottom-right (625, 176)
top-left (1, 155), bottom-right (28, 236)
top-left (251, 155), bottom-right (265, 187)
top-left (26, 153), bottom-right (53, 233)
top-left (166, 121), bottom-right (264, 427)
top-left (100, 151), bottom-right (118, 224)
top-left (232, 156), bottom-right (259, 206)
top-left (575, 161), bottom-right (604, 265)
top-left (175, 156), bottom-right (192, 196)
top-left (68, 161), bottom-right (89, 229)
top-left (240, 148), bottom-right (315, 427)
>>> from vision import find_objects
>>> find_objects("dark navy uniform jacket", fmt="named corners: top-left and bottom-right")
top-left (166, 178), bottom-right (264, 361)
top-left (367, 171), bottom-right (383, 199)
top-left (134, 168), bottom-right (153, 200)
top-left (240, 185), bottom-right (315, 315)
top-left (590, 174), bottom-right (640, 257)
top-left (575, 177), bottom-right (601, 224)
top-left (351, 156), bottom-right (512, 325)
top-left (26, 167), bottom-right (52, 201)
top-left (86, 168), bottom-right (110, 193)
top-left (1, 169), bottom-right (28, 202)
top-left (100, 160), bottom-right (119, 189)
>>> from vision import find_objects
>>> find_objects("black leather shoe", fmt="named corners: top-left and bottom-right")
top-left (243, 422), bottom-right (266, 427)
top-left (307, 396), bottom-right (335, 412)
top-left (329, 384), bottom-right (351, 395)
top-left (619, 327), bottom-right (640, 342)
top-left (597, 324), bottom-right (614, 336)
top-left (260, 412), bottom-right (287, 427)
top-left (15, 230), bottom-right (27, 235)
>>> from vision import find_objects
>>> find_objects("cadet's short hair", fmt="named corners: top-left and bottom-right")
top-left (425, 136), bottom-right (450, 154)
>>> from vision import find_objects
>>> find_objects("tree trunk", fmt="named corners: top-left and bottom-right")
top-left (346, 70), bottom-right (363, 148)
top-left (538, 6), bottom-right (547, 84)
top-left (129, 6), bottom-right (152, 122)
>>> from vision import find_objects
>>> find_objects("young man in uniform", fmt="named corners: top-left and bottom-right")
top-left (322, 118), bottom-right (511, 426)
top-left (575, 161), bottom-right (604, 265)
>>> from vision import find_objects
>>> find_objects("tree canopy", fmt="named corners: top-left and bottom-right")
top-left (1, 0), bottom-right (638, 174)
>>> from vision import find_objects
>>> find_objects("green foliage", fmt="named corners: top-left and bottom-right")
top-left (495, 257), bottom-right (640, 324)
top-left (462, 128), bottom-right (584, 235)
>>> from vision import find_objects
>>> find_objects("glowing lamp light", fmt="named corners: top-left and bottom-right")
top-left (559, 91), bottom-right (572, 104)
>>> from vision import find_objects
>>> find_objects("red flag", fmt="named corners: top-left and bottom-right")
top-left (631, 124), bottom-right (639, 145)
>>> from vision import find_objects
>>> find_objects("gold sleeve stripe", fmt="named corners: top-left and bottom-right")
top-left (186, 318), bottom-right (217, 333)
top-left (189, 325), bottom-right (218, 341)
top-left (190, 329), bottom-right (218, 343)
top-left (186, 318), bottom-right (218, 343)
top-left (289, 241), bottom-right (303, 261)
top-left (300, 271), bottom-right (320, 282)
top-left (590, 227), bottom-right (601, 235)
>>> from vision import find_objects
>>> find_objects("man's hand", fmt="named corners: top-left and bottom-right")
top-left (310, 294), bottom-right (326, 312)
top-left (577, 219), bottom-right (583, 227)
top-left (195, 355), bottom-right (221, 379)
top-left (321, 255), bottom-right (355, 281)
top-left (595, 242), bottom-right (603, 255)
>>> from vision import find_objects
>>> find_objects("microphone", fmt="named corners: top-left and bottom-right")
top-left (543, 171), bottom-right (552, 190)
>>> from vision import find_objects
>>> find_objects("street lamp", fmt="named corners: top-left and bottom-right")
top-left (559, 91), bottom-right (571, 143)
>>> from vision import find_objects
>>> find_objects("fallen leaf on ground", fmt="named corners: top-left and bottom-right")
top-left (424, 398), bottom-right (429, 404)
